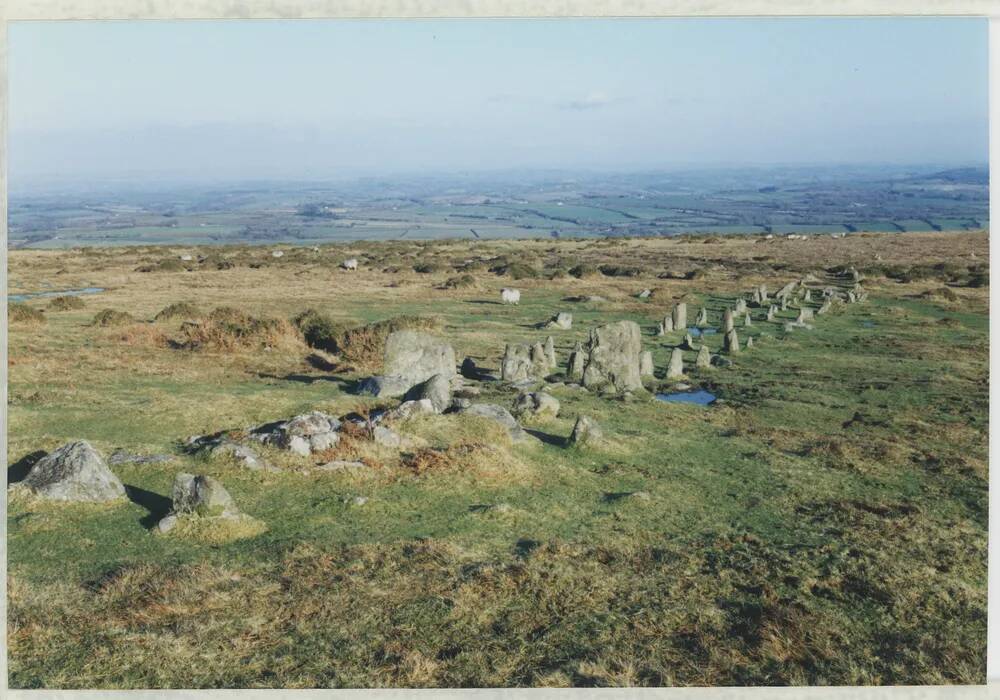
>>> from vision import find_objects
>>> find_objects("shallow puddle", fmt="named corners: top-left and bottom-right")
top-left (655, 389), bottom-right (717, 405)
top-left (8, 287), bottom-right (106, 303)
top-left (687, 327), bottom-right (718, 337)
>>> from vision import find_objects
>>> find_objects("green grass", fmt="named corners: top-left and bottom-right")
top-left (6, 236), bottom-right (988, 687)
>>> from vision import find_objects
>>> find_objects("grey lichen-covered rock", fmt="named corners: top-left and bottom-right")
top-left (356, 374), bottom-right (413, 398)
top-left (502, 342), bottom-right (550, 383)
top-left (512, 391), bottom-right (560, 419)
top-left (722, 309), bottom-right (735, 333)
top-left (210, 439), bottom-right (276, 471)
top-left (695, 344), bottom-right (712, 369)
top-left (544, 336), bottom-right (557, 368)
top-left (404, 373), bottom-right (452, 413)
top-left (581, 320), bottom-right (644, 393)
top-left (545, 312), bottom-right (573, 330)
top-left (568, 415), bottom-right (602, 447)
top-left (637, 289), bottom-right (652, 299)
top-left (373, 426), bottom-right (402, 448)
top-left (566, 341), bottom-right (586, 380)
top-left (459, 403), bottom-right (529, 442)
top-left (670, 303), bottom-right (687, 331)
top-left (170, 473), bottom-right (241, 518)
top-left (666, 347), bottom-right (685, 379)
top-left (383, 330), bottom-right (456, 388)
top-left (252, 411), bottom-right (341, 455)
top-left (639, 350), bottom-right (654, 377)
top-left (695, 307), bottom-right (708, 327)
top-left (17, 441), bottom-right (126, 503)
top-left (724, 328), bottom-right (741, 354)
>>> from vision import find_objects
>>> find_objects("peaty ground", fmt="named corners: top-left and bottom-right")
top-left (5, 231), bottom-right (989, 688)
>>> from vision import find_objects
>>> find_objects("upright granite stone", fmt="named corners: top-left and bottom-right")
top-left (530, 342), bottom-right (551, 375)
top-left (581, 320), bottom-right (644, 393)
top-left (743, 312), bottom-right (752, 327)
top-left (671, 303), bottom-right (687, 332)
top-left (566, 341), bottom-right (585, 379)
top-left (666, 347), bottom-right (685, 379)
top-left (695, 307), bottom-right (708, 327)
top-left (170, 473), bottom-right (241, 518)
top-left (724, 328), bottom-right (741, 354)
top-left (723, 309), bottom-right (735, 333)
top-left (17, 440), bottom-right (126, 503)
top-left (661, 315), bottom-right (675, 334)
top-left (639, 350), bottom-right (654, 377)
top-left (696, 344), bottom-right (712, 369)
top-left (502, 343), bottom-right (548, 382)
top-left (544, 336), bottom-right (557, 368)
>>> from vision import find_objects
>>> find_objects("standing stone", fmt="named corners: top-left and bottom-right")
top-left (544, 336), bottom-right (557, 368)
top-left (666, 347), bottom-right (684, 379)
top-left (724, 328), bottom-right (741, 354)
top-left (780, 297), bottom-right (788, 311)
top-left (743, 312), bottom-right (752, 327)
top-left (682, 333), bottom-right (696, 351)
top-left (696, 345), bottom-right (712, 369)
top-left (568, 415), bottom-right (602, 447)
top-left (566, 341), bottom-right (585, 379)
top-left (751, 288), bottom-right (763, 305)
top-left (723, 309), bottom-right (735, 333)
top-left (671, 303), bottom-right (687, 332)
top-left (383, 330), bottom-right (456, 389)
top-left (662, 315), bottom-right (675, 333)
top-left (582, 320), bottom-right (644, 393)
top-left (639, 350), bottom-right (654, 377)
top-left (745, 336), bottom-right (754, 349)
top-left (803, 289), bottom-right (812, 303)
top-left (695, 307), bottom-right (708, 327)
top-left (817, 300), bottom-right (832, 316)
top-left (766, 305), bottom-right (776, 322)
top-left (758, 284), bottom-right (768, 302)
top-left (734, 298), bottom-right (747, 315)
top-left (502, 343), bottom-right (548, 382)
top-left (17, 441), bottom-right (126, 503)
top-left (656, 321), bottom-right (666, 336)
top-left (796, 308), bottom-right (814, 324)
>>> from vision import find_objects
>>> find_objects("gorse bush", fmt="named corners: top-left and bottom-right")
top-left (441, 274), bottom-right (477, 289)
top-left (177, 306), bottom-right (302, 351)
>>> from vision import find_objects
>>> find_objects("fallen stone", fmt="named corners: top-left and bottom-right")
top-left (17, 440), bottom-right (126, 503)
top-left (210, 439), bottom-right (276, 471)
top-left (316, 460), bottom-right (368, 471)
top-left (108, 450), bottom-right (174, 465)
top-left (637, 289), bottom-right (652, 299)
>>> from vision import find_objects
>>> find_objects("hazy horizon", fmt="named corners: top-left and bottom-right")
top-left (10, 17), bottom-right (989, 188)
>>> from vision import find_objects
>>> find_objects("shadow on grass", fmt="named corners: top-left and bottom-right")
top-left (523, 428), bottom-right (565, 447)
top-left (124, 484), bottom-right (172, 529)
top-left (258, 372), bottom-right (353, 388)
top-left (8, 450), bottom-right (46, 485)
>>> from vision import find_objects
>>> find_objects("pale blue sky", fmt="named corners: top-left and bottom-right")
top-left (9, 17), bottom-right (989, 183)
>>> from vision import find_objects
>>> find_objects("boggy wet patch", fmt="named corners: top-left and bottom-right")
top-left (656, 389), bottom-right (717, 405)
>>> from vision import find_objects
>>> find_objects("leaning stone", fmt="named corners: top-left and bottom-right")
top-left (568, 415), bottom-right (602, 447)
top-left (817, 300), bottom-right (832, 316)
top-left (681, 333), bottom-right (697, 351)
top-left (17, 440), bottom-right (126, 503)
top-left (666, 347), bottom-right (685, 379)
top-left (581, 320), bottom-right (644, 393)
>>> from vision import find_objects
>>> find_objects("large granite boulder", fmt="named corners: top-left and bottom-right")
top-left (581, 320), bottom-right (643, 393)
top-left (17, 441), bottom-right (126, 503)
top-left (380, 330), bottom-right (456, 392)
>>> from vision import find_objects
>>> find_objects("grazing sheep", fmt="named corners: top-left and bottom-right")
top-left (501, 288), bottom-right (521, 305)
top-left (341, 258), bottom-right (358, 271)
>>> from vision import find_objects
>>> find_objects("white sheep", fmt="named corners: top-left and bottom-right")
top-left (341, 258), bottom-right (358, 271)
top-left (501, 288), bottom-right (521, 305)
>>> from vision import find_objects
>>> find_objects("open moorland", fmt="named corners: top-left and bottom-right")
top-left (6, 230), bottom-right (989, 688)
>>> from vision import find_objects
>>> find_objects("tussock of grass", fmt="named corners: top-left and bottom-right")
top-left (9, 303), bottom-right (45, 324)
top-left (91, 309), bottom-right (135, 327)
top-left (48, 295), bottom-right (86, 311)
top-left (160, 514), bottom-right (268, 544)
top-left (153, 301), bottom-right (202, 322)
top-left (110, 323), bottom-right (170, 348)
top-left (294, 312), bottom-right (443, 370)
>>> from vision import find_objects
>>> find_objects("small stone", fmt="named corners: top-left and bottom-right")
top-left (373, 426), bottom-right (402, 448)
top-left (171, 473), bottom-right (241, 518)
top-left (568, 415), bottom-right (602, 447)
